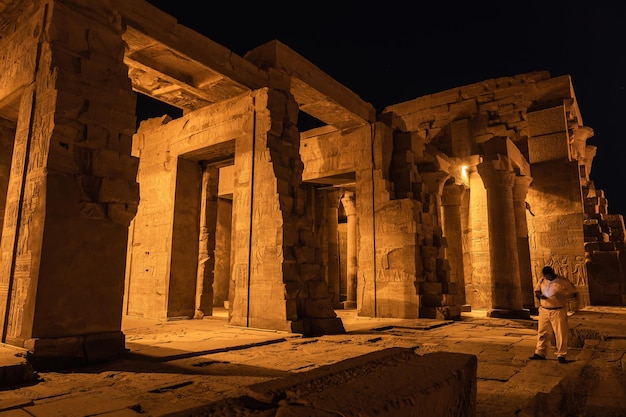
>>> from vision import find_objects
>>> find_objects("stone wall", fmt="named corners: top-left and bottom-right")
top-left (380, 72), bottom-right (623, 313)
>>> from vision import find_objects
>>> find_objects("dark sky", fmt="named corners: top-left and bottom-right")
top-left (143, 1), bottom-right (625, 216)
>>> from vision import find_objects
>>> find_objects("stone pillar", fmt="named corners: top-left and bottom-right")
top-left (341, 191), bottom-right (357, 309)
top-left (477, 160), bottom-right (529, 319)
top-left (325, 190), bottom-right (342, 308)
top-left (229, 88), bottom-right (344, 336)
top-left (465, 169), bottom-right (491, 309)
top-left (513, 175), bottom-right (535, 312)
top-left (441, 183), bottom-right (467, 305)
top-left (0, 2), bottom-right (139, 365)
top-left (212, 197), bottom-right (232, 309)
top-left (195, 164), bottom-right (218, 318)
top-left (0, 122), bottom-right (14, 244)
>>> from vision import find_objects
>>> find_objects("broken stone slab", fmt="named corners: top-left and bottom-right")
top-left (242, 347), bottom-right (477, 417)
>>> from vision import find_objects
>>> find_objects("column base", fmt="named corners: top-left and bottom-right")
top-left (17, 331), bottom-right (126, 371)
top-left (342, 301), bottom-right (357, 309)
top-left (487, 309), bottom-right (531, 320)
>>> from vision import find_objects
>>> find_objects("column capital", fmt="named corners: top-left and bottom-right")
top-left (477, 159), bottom-right (515, 189)
top-left (341, 191), bottom-right (356, 216)
top-left (441, 183), bottom-right (466, 206)
top-left (570, 125), bottom-right (594, 160)
top-left (513, 175), bottom-right (532, 201)
top-left (421, 171), bottom-right (450, 196)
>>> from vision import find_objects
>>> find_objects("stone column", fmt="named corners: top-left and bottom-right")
top-left (441, 183), bottom-right (467, 305)
top-left (195, 164), bottom-right (218, 318)
top-left (465, 169), bottom-right (491, 309)
top-left (513, 175), bottom-right (535, 312)
top-left (477, 160), bottom-right (529, 319)
top-left (0, 123), bottom-right (14, 244)
top-left (341, 191), bottom-right (357, 309)
top-left (0, 2), bottom-right (139, 364)
top-left (326, 190), bottom-right (342, 308)
top-left (212, 197), bottom-right (232, 310)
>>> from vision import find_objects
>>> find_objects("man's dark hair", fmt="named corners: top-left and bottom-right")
top-left (542, 266), bottom-right (556, 278)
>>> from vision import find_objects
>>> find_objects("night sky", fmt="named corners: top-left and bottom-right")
top-left (143, 1), bottom-right (625, 216)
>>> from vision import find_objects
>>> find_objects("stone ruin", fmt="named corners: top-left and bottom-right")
top-left (0, 0), bottom-right (625, 364)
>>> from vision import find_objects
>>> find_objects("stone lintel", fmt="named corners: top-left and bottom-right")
top-left (534, 74), bottom-right (575, 108)
top-left (117, 4), bottom-right (266, 110)
top-left (244, 40), bottom-right (377, 130)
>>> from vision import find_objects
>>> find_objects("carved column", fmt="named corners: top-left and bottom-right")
top-left (341, 191), bottom-right (357, 309)
top-left (326, 190), bottom-right (343, 308)
top-left (441, 183), bottom-right (467, 305)
top-left (465, 169), bottom-right (491, 309)
top-left (477, 160), bottom-right (529, 319)
top-left (1, 2), bottom-right (139, 364)
top-left (195, 163), bottom-right (218, 318)
top-left (513, 175), bottom-right (535, 312)
top-left (212, 197), bottom-right (232, 310)
top-left (0, 123), bottom-right (13, 243)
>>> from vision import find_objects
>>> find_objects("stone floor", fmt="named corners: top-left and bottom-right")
top-left (0, 306), bottom-right (624, 416)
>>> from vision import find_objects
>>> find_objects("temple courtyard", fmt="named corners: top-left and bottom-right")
top-left (0, 306), bottom-right (624, 416)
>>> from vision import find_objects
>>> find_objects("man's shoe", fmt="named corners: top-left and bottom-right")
top-left (558, 357), bottom-right (569, 364)
top-left (529, 354), bottom-right (546, 360)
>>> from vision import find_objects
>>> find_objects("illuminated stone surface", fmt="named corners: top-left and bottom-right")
top-left (0, 0), bottom-right (623, 367)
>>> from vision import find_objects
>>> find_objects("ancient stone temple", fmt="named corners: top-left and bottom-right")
top-left (0, 0), bottom-right (624, 364)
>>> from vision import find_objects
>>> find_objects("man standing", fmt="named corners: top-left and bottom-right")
top-left (529, 265), bottom-right (578, 363)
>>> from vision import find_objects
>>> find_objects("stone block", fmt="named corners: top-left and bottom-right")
top-left (437, 267), bottom-right (450, 283)
top-left (306, 281), bottom-right (332, 299)
top-left (285, 300), bottom-right (298, 321)
top-left (442, 281), bottom-right (458, 295)
top-left (527, 105), bottom-right (566, 137)
top-left (386, 246), bottom-right (418, 275)
top-left (245, 348), bottom-right (476, 417)
top-left (419, 306), bottom-right (449, 320)
top-left (528, 132), bottom-right (569, 163)
top-left (300, 263), bottom-right (323, 281)
top-left (445, 305), bottom-right (463, 319)
top-left (419, 281), bottom-right (442, 294)
top-left (284, 281), bottom-right (302, 299)
top-left (98, 177), bottom-right (139, 203)
top-left (442, 294), bottom-right (457, 306)
top-left (23, 336), bottom-right (86, 370)
top-left (585, 241), bottom-right (600, 253)
top-left (92, 149), bottom-right (139, 181)
top-left (294, 246), bottom-right (316, 263)
top-left (421, 293), bottom-right (444, 307)
top-left (303, 298), bottom-right (335, 319)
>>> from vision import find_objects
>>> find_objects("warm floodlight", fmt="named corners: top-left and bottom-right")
top-left (461, 165), bottom-right (469, 186)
